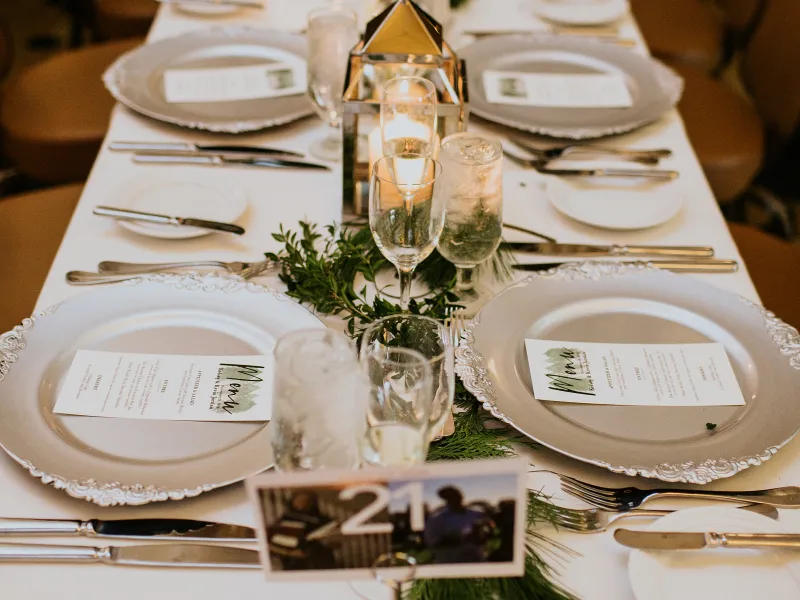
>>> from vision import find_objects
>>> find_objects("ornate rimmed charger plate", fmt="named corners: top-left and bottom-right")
top-left (0, 273), bottom-right (324, 506)
top-left (458, 35), bottom-right (683, 139)
top-left (103, 27), bottom-right (313, 133)
top-left (455, 262), bottom-right (800, 484)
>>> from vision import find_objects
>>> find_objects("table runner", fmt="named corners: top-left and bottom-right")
top-left (3, 2), bottom-right (794, 599)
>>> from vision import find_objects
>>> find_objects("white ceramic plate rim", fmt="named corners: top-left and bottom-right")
top-left (532, 0), bottom-right (629, 25)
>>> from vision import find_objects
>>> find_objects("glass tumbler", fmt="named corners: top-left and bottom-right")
top-left (436, 132), bottom-right (503, 316)
top-left (271, 329), bottom-right (368, 471)
top-left (360, 314), bottom-right (453, 440)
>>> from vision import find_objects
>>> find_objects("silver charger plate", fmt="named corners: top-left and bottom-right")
top-left (0, 273), bottom-right (324, 506)
top-left (459, 35), bottom-right (683, 139)
top-left (103, 27), bottom-right (314, 133)
top-left (455, 262), bottom-right (800, 484)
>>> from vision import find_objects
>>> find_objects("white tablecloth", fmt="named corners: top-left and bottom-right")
top-left (6, 1), bottom-right (797, 599)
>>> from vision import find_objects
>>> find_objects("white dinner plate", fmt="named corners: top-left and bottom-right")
top-left (0, 274), bottom-right (324, 506)
top-left (629, 507), bottom-right (800, 600)
top-left (110, 176), bottom-right (247, 239)
top-left (532, 0), bottom-right (629, 26)
top-left (545, 175), bottom-right (684, 230)
top-left (173, 2), bottom-right (243, 16)
top-left (455, 263), bottom-right (800, 484)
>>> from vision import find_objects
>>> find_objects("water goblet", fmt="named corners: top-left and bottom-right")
top-left (436, 132), bottom-right (504, 317)
top-left (369, 154), bottom-right (444, 310)
top-left (271, 329), bottom-right (368, 471)
top-left (306, 6), bottom-right (360, 161)
top-left (361, 346), bottom-right (434, 467)
top-left (360, 314), bottom-right (454, 441)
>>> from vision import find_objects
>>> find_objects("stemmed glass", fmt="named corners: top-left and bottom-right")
top-left (306, 6), bottom-right (360, 161)
top-left (271, 329), bottom-right (368, 471)
top-left (360, 314), bottom-right (454, 441)
top-left (360, 345), bottom-right (434, 467)
top-left (369, 154), bottom-right (444, 310)
top-left (436, 132), bottom-right (504, 316)
top-left (380, 76), bottom-right (438, 159)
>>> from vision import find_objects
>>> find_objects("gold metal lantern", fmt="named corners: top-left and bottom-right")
top-left (341, 0), bottom-right (469, 215)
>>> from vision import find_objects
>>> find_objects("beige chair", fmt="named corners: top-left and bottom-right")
top-left (93, 0), bottom-right (158, 40)
top-left (0, 38), bottom-right (141, 184)
top-left (0, 184), bottom-right (83, 332)
top-left (729, 222), bottom-right (800, 329)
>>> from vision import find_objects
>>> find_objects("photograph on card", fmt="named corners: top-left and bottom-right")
top-left (249, 459), bottom-right (527, 580)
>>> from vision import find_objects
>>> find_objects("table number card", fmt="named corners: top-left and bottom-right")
top-left (525, 340), bottom-right (746, 406)
top-left (483, 70), bottom-right (634, 108)
top-left (53, 350), bottom-right (273, 421)
top-left (246, 458), bottom-right (527, 581)
top-left (163, 62), bottom-right (306, 104)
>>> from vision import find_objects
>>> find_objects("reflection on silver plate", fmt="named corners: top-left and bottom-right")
top-left (0, 273), bottom-right (324, 506)
top-left (459, 35), bottom-right (683, 139)
top-left (455, 262), bottom-right (800, 484)
top-left (103, 27), bottom-right (313, 133)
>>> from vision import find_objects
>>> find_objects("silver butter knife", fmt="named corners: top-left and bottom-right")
top-left (505, 242), bottom-right (714, 258)
top-left (514, 260), bottom-right (739, 273)
top-left (133, 153), bottom-right (330, 171)
top-left (110, 141), bottom-right (303, 158)
top-left (0, 542), bottom-right (260, 568)
top-left (615, 529), bottom-right (800, 551)
top-left (93, 206), bottom-right (245, 235)
top-left (0, 517), bottom-right (255, 542)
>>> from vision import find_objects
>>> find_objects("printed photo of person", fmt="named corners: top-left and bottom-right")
top-left (498, 76), bottom-right (527, 99)
top-left (424, 485), bottom-right (492, 563)
top-left (267, 68), bottom-right (296, 91)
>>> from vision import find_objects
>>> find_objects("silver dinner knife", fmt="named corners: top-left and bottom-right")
top-left (0, 542), bottom-right (261, 568)
top-left (615, 529), bottom-right (800, 551)
top-left (505, 242), bottom-right (714, 258)
top-left (514, 260), bottom-right (739, 273)
top-left (109, 141), bottom-right (303, 158)
top-left (133, 153), bottom-right (331, 171)
top-left (156, 0), bottom-right (265, 9)
top-left (93, 206), bottom-right (245, 235)
top-left (536, 166), bottom-right (679, 179)
top-left (0, 518), bottom-right (255, 542)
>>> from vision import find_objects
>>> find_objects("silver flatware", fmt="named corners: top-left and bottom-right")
top-left (511, 138), bottom-right (672, 165)
top-left (133, 153), bottom-right (330, 171)
top-left (0, 542), bottom-right (260, 568)
top-left (0, 518), bottom-right (255, 542)
top-left (66, 268), bottom-right (266, 285)
top-left (504, 150), bottom-right (679, 179)
top-left (514, 260), bottom-right (738, 273)
top-left (559, 473), bottom-right (800, 509)
top-left (97, 259), bottom-right (273, 278)
top-left (503, 223), bottom-right (558, 244)
top-left (436, 307), bottom-right (464, 440)
top-left (506, 242), bottom-right (713, 258)
top-left (109, 141), bottom-right (302, 158)
top-left (552, 503), bottom-right (778, 534)
top-left (614, 529), bottom-right (800, 551)
top-left (93, 206), bottom-right (245, 235)
top-left (156, 0), bottom-right (265, 10)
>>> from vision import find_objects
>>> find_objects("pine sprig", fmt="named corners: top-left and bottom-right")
top-left (266, 221), bottom-right (575, 600)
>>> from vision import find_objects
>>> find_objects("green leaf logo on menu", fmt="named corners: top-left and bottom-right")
top-left (544, 348), bottom-right (596, 396)
top-left (212, 363), bottom-right (264, 415)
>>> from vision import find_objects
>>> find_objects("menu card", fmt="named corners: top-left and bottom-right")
top-left (482, 70), bottom-right (634, 108)
top-left (247, 458), bottom-right (527, 581)
top-left (163, 63), bottom-right (306, 104)
top-left (524, 340), bottom-right (745, 406)
top-left (53, 350), bottom-right (272, 421)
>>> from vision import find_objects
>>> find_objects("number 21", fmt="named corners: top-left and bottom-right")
top-left (339, 482), bottom-right (425, 535)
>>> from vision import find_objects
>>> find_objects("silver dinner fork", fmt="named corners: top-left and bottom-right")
top-left (511, 138), bottom-right (672, 165)
top-left (503, 149), bottom-right (679, 180)
top-left (551, 503), bottom-right (779, 534)
top-left (66, 260), bottom-right (273, 285)
top-left (97, 259), bottom-right (274, 277)
top-left (559, 473), bottom-right (800, 510)
top-left (444, 305), bottom-right (467, 348)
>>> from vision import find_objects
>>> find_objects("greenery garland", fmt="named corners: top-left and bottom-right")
top-left (265, 222), bottom-right (576, 600)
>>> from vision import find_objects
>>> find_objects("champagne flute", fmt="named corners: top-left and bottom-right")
top-left (306, 6), bottom-right (360, 161)
top-left (380, 76), bottom-right (438, 160)
top-left (436, 132), bottom-right (503, 316)
top-left (369, 154), bottom-right (444, 310)
top-left (361, 345), bottom-right (434, 467)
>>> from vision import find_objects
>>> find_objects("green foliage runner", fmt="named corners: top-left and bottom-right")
top-left (265, 222), bottom-right (576, 600)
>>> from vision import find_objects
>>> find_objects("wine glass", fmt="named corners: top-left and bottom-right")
top-left (436, 132), bottom-right (503, 316)
top-left (271, 329), bottom-right (369, 471)
top-left (369, 153), bottom-right (444, 310)
top-left (306, 6), bottom-right (360, 161)
top-left (360, 314), bottom-right (454, 440)
top-left (360, 345), bottom-right (433, 467)
top-left (380, 76), bottom-right (438, 160)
